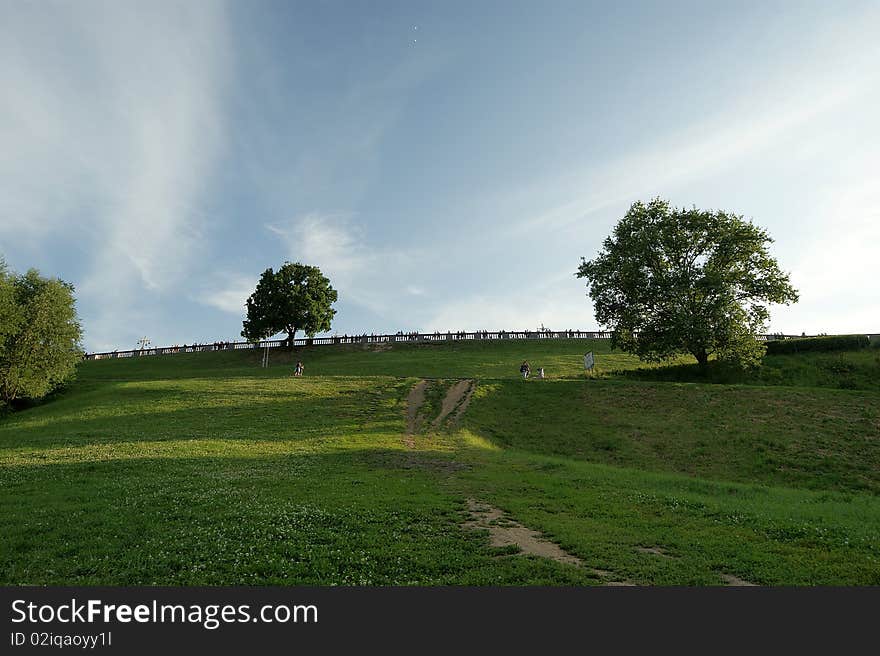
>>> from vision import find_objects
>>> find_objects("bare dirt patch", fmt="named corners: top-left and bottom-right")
top-left (448, 380), bottom-right (476, 425)
top-left (433, 379), bottom-right (475, 428)
top-left (463, 499), bottom-right (583, 566)
top-left (720, 573), bottom-right (757, 586)
top-left (406, 380), bottom-right (428, 437)
top-left (463, 499), bottom-right (632, 584)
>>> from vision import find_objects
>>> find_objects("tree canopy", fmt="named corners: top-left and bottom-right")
top-left (241, 262), bottom-right (338, 347)
top-left (0, 260), bottom-right (83, 405)
top-left (576, 198), bottom-right (799, 367)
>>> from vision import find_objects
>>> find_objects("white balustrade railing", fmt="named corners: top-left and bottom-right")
top-left (83, 330), bottom-right (817, 360)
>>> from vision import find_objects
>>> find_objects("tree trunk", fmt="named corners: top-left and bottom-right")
top-left (695, 349), bottom-right (709, 366)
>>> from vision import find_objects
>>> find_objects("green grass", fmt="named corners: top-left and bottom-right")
top-left (1, 339), bottom-right (878, 585)
top-left (464, 379), bottom-right (880, 494)
top-left (450, 445), bottom-right (880, 585)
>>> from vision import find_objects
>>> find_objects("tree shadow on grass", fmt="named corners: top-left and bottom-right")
top-left (0, 449), bottom-right (593, 587)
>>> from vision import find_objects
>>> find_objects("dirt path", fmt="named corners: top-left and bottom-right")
top-left (432, 379), bottom-right (475, 428)
top-left (635, 546), bottom-right (758, 585)
top-left (405, 380), bottom-right (428, 440)
top-left (410, 385), bottom-right (750, 587)
top-left (463, 499), bottom-right (633, 584)
top-left (463, 499), bottom-right (583, 566)
top-left (720, 573), bottom-right (757, 586)
top-left (404, 379), bottom-right (475, 438)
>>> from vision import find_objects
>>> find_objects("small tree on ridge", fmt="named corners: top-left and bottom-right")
top-left (241, 262), bottom-right (337, 348)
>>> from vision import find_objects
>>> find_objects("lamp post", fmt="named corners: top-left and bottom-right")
top-left (136, 336), bottom-right (151, 354)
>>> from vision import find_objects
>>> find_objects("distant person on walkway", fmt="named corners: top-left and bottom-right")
top-left (520, 361), bottom-right (530, 379)
top-left (294, 361), bottom-right (304, 377)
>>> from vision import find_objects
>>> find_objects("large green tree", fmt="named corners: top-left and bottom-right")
top-left (241, 262), bottom-right (338, 347)
top-left (0, 262), bottom-right (83, 405)
top-left (576, 198), bottom-right (798, 368)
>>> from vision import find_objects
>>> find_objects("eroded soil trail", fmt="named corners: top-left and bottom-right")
top-left (404, 382), bottom-right (754, 586)
top-left (432, 379), bottom-right (475, 428)
top-left (463, 499), bottom-right (633, 584)
top-left (720, 573), bottom-right (757, 586)
top-left (405, 380), bottom-right (429, 438)
top-left (463, 499), bottom-right (583, 566)
top-left (404, 379), bottom-right (475, 437)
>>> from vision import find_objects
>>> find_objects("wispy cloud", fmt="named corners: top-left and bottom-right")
top-left (233, 39), bottom-right (454, 218)
top-left (197, 273), bottom-right (257, 317)
top-left (430, 12), bottom-right (880, 334)
top-left (264, 212), bottom-right (422, 317)
top-left (267, 212), bottom-right (369, 282)
top-left (773, 171), bottom-right (880, 333)
top-left (200, 211), bottom-right (425, 320)
top-left (0, 2), bottom-right (231, 348)
top-left (424, 270), bottom-right (596, 333)
top-left (490, 12), bottom-right (880, 239)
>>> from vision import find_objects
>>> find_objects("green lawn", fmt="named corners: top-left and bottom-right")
top-left (1, 339), bottom-right (878, 585)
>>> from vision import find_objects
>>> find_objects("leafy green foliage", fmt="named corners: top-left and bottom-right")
top-left (0, 262), bottom-right (83, 406)
top-left (241, 262), bottom-right (338, 346)
top-left (0, 261), bottom-right (21, 357)
top-left (577, 198), bottom-right (799, 367)
top-left (765, 334), bottom-right (870, 355)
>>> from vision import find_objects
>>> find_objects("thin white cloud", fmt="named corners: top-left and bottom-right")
top-left (488, 12), bottom-right (880, 239)
top-left (425, 270), bottom-right (596, 333)
top-left (434, 13), bottom-right (880, 335)
top-left (772, 173), bottom-right (880, 334)
top-left (0, 2), bottom-right (231, 348)
top-left (267, 212), bottom-right (368, 281)
top-left (235, 43), bottom-right (455, 219)
top-left (197, 273), bottom-right (258, 316)
top-left (510, 83), bottom-right (873, 239)
top-left (263, 212), bottom-right (423, 317)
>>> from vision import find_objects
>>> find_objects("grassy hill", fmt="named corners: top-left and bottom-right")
top-left (1, 339), bottom-right (878, 585)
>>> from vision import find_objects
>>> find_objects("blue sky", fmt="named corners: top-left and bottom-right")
top-left (1, 0), bottom-right (878, 351)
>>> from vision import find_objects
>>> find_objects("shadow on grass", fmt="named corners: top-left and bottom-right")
top-left (460, 378), bottom-right (880, 495)
top-left (613, 350), bottom-right (880, 392)
top-left (0, 448), bottom-right (599, 587)
top-left (4, 446), bottom-right (880, 586)
top-left (0, 382), bottom-right (409, 450)
top-left (613, 360), bottom-right (754, 385)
